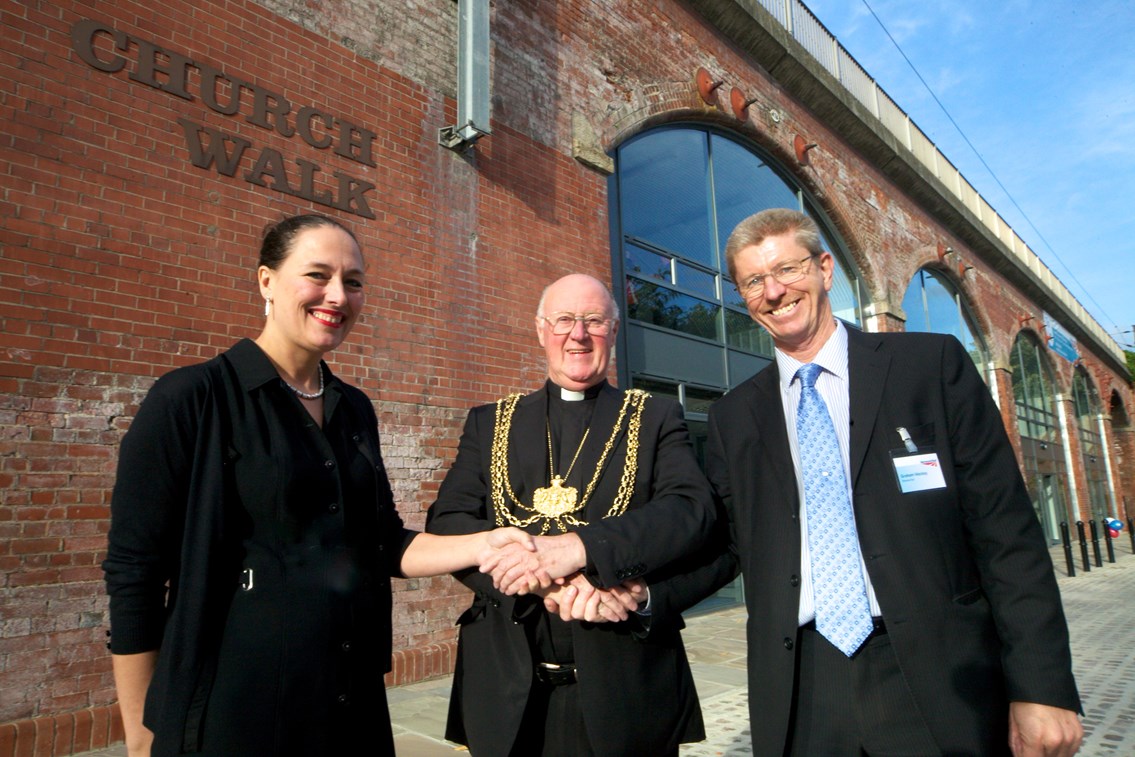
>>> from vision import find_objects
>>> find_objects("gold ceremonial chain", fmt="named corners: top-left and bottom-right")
top-left (490, 389), bottom-right (650, 534)
top-left (532, 424), bottom-right (591, 519)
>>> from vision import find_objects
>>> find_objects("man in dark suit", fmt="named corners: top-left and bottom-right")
top-left (425, 273), bottom-right (715, 756)
top-left (656, 209), bottom-right (1081, 756)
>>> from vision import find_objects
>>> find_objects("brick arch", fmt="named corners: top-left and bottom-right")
top-left (1112, 388), bottom-right (1132, 430)
top-left (598, 86), bottom-right (720, 151)
top-left (1073, 364), bottom-right (1103, 411)
top-left (807, 189), bottom-right (876, 302)
top-left (597, 97), bottom-right (877, 324)
top-left (595, 100), bottom-right (874, 304)
top-left (891, 250), bottom-right (996, 365)
top-left (596, 88), bottom-right (830, 213)
top-left (598, 100), bottom-right (806, 188)
top-left (1011, 326), bottom-right (1061, 389)
top-left (894, 245), bottom-right (949, 326)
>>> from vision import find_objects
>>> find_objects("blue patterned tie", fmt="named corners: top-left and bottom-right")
top-left (796, 363), bottom-right (873, 657)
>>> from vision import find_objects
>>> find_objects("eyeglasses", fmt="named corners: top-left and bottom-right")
top-left (541, 312), bottom-right (614, 336)
top-left (734, 255), bottom-right (817, 299)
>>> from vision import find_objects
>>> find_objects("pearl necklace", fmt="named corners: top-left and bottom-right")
top-left (283, 365), bottom-right (324, 400)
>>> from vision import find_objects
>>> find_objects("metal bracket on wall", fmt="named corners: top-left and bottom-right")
top-left (439, 121), bottom-right (489, 152)
top-left (439, 0), bottom-right (492, 151)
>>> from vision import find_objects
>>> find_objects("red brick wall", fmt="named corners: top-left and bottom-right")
top-left (2, 0), bottom-right (1132, 754)
top-left (0, 0), bottom-right (603, 747)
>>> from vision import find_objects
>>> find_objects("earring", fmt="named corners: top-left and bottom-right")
top-left (264, 297), bottom-right (272, 317)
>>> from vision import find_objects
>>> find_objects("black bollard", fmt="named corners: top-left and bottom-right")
top-left (1129, 517), bottom-right (1135, 554)
top-left (1060, 522), bottom-right (1075, 577)
top-left (1076, 521), bottom-right (1091, 572)
top-left (1103, 519), bottom-right (1116, 563)
top-left (1089, 519), bottom-right (1103, 567)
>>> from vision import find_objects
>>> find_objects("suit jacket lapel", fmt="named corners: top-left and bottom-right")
top-left (579, 383), bottom-right (626, 521)
top-left (847, 329), bottom-right (890, 487)
top-left (510, 388), bottom-right (550, 499)
top-left (750, 365), bottom-right (800, 515)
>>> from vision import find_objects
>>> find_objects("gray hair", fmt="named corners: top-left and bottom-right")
top-left (724, 209), bottom-right (823, 282)
top-left (536, 275), bottom-right (620, 323)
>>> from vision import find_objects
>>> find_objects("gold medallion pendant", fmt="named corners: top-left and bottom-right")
top-left (489, 389), bottom-right (650, 533)
top-left (533, 476), bottom-right (579, 518)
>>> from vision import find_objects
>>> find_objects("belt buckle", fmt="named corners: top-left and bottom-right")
top-left (537, 662), bottom-right (577, 685)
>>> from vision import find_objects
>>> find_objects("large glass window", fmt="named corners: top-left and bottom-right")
top-left (1072, 369), bottom-right (1112, 521)
top-left (620, 129), bottom-right (714, 266)
top-left (902, 268), bottom-right (987, 373)
top-left (1010, 332), bottom-right (1070, 541)
top-left (613, 126), bottom-right (861, 394)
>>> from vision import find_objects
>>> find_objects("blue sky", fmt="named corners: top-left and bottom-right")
top-left (801, 0), bottom-right (1135, 351)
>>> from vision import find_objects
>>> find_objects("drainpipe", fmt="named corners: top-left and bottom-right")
top-left (439, 0), bottom-right (491, 151)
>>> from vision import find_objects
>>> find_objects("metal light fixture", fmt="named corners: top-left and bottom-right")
top-left (730, 87), bottom-right (758, 119)
top-left (696, 67), bottom-right (723, 105)
top-left (794, 134), bottom-right (817, 165)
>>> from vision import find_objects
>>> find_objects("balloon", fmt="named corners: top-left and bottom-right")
top-left (1107, 518), bottom-right (1123, 531)
top-left (1109, 528), bottom-right (1120, 538)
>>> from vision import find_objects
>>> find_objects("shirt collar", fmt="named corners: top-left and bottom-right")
top-left (227, 338), bottom-right (279, 390)
top-left (227, 338), bottom-right (338, 395)
top-left (775, 319), bottom-right (849, 391)
top-left (545, 378), bottom-right (605, 402)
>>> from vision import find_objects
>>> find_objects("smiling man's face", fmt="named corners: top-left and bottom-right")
top-left (536, 274), bottom-right (618, 391)
top-left (733, 232), bottom-right (835, 362)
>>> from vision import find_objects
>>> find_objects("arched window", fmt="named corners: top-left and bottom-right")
top-left (1110, 389), bottom-right (1131, 431)
top-left (901, 268), bottom-right (987, 374)
top-left (1072, 369), bottom-right (1112, 521)
top-left (1010, 332), bottom-right (1070, 542)
top-left (612, 126), bottom-right (861, 396)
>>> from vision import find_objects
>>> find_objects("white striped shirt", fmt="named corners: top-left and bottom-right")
top-left (775, 321), bottom-right (882, 626)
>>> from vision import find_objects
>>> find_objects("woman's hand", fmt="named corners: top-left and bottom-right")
top-left (483, 526), bottom-right (537, 552)
top-left (479, 532), bottom-right (586, 595)
top-left (112, 651), bottom-right (157, 757)
top-left (402, 528), bottom-right (536, 578)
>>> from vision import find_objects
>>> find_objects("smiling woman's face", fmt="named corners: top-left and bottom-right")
top-left (259, 224), bottom-right (366, 358)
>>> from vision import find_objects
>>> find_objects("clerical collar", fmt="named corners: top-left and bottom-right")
top-left (546, 379), bottom-right (604, 401)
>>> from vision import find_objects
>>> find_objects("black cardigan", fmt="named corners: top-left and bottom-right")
top-left (104, 339), bottom-right (414, 753)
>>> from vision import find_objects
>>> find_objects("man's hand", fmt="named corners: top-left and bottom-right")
top-left (483, 526), bottom-right (537, 552)
top-left (1008, 701), bottom-right (1082, 757)
top-left (623, 578), bottom-right (649, 607)
top-left (479, 532), bottom-right (587, 595)
top-left (540, 574), bottom-right (642, 623)
top-left (473, 528), bottom-right (539, 584)
top-left (477, 541), bottom-right (553, 594)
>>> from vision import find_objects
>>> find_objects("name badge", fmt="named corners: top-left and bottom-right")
top-left (892, 452), bottom-right (947, 493)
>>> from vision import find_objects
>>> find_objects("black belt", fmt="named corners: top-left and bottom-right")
top-left (535, 662), bottom-right (577, 686)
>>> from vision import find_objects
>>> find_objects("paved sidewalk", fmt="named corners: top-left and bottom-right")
top-left (75, 542), bottom-right (1135, 756)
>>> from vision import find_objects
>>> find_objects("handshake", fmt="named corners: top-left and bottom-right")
top-left (478, 528), bottom-right (647, 624)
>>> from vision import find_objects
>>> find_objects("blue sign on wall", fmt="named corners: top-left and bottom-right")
top-left (1043, 312), bottom-right (1079, 363)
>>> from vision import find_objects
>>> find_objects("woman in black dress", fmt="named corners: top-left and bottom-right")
top-left (104, 214), bottom-right (531, 757)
